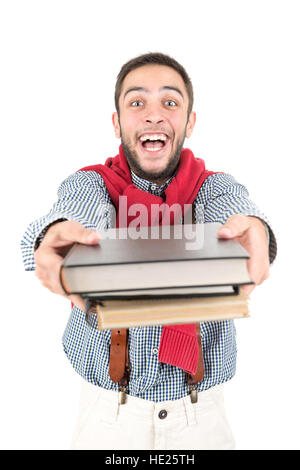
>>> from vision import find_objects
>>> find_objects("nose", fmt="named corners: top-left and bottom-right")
top-left (144, 103), bottom-right (165, 124)
top-left (146, 117), bottom-right (164, 124)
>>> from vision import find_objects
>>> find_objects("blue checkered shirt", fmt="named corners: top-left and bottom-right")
top-left (21, 164), bottom-right (276, 402)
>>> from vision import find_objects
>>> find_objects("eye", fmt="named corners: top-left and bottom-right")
top-left (131, 100), bottom-right (144, 107)
top-left (165, 100), bottom-right (177, 107)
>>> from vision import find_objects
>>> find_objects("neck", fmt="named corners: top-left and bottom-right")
top-left (127, 161), bottom-right (179, 187)
top-left (132, 172), bottom-right (170, 187)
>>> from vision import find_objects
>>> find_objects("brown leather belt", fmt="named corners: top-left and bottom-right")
top-left (185, 323), bottom-right (205, 403)
top-left (109, 328), bottom-right (130, 404)
top-left (109, 323), bottom-right (205, 404)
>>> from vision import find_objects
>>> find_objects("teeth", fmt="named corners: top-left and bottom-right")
top-left (146, 147), bottom-right (162, 152)
top-left (139, 134), bottom-right (167, 142)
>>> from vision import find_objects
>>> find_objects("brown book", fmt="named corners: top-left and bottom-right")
top-left (94, 291), bottom-right (249, 330)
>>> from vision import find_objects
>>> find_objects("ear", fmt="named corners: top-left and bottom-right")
top-left (112, 112), bottom-right (121, 139)
top-left (185, 111), bottom-right (196, 138)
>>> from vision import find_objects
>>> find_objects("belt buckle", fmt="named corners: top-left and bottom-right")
top-left (118, 386), bottom-right (127, 405)
top-left (189, 385), bottom-right (198, 404)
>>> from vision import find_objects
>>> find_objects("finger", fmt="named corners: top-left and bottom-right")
top-left (35, 246), bottom-right (63, 273)
top-left (241, 284), bottom-right (255, 295)
top-left (262, 267), bottom-right (270, 281)
top-left (37, 271), bottom-right (66, 296)
top-left (246, 241), bottom-right (270, 280)
top-left (35, 267), bottom-right (58, 292)
top-left (241, 264), bottom-right (269, 294)
top-left (68, 294), bottom-right (86, 312)
top-left (35, 243), bottom-right (63, 267)
top-left (255, 266), bottom-right (270, 286)
top-left (36, 266), bottom-right (85, 308)
top-left (35, 248), bottom-right (66, 295)
top-left (35, 266), bottom-right (44, 281)
top-left (218, 215), bottom-right (250, 239)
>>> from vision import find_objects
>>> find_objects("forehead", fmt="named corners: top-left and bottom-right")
top-left (120, 64), bottom-right (187, 97)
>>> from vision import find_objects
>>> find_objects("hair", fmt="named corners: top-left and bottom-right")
top-left (114, 52), bottom-right (194, 118)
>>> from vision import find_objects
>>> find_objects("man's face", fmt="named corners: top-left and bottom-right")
top-left (112, 64), bottom-right (196, 183)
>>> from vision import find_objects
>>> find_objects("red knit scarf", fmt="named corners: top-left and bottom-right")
top-left (78, 144), bottom-right (215, 374)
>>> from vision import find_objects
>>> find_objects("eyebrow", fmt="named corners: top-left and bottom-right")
top-left (123, 86), bottom-right (184, 100)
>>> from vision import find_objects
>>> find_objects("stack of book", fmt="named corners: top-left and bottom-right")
top-left (60, 223), bottom-right (252, 329)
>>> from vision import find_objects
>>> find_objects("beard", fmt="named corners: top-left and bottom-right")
top-left (120, 128), bottom-right (186, 184)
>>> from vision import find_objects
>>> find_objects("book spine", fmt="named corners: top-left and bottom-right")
top-left (59, 266), bottom-right (70, 295)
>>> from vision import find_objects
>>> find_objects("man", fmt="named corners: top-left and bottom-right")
top-left (21, 52), bottom-right (276, 450)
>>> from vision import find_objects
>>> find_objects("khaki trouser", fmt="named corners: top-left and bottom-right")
top-left (71, 380), bottom-right (235, 450)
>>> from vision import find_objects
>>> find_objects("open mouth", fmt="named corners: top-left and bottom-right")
top-left (138, 133), bottom-right (170, 154)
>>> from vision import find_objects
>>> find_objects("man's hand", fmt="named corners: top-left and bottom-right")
top-left (34, 220), bottom-right (100, 311)
top-left (217, 215), bottom-right (270, 294)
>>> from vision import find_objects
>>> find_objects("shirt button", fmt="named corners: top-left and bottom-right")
top-left (152, 348), bottom-right (158, 354)
top-left (150, 185), bottom-right (157, 191)
top-left (158, 409), bottom-right (168, 419)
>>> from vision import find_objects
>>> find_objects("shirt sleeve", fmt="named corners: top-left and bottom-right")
top-left (195, 173), bottom-right (277, 264)
top-left (20, 170), bottom-right (114, 271)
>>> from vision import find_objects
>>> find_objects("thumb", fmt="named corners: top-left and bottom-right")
top-left (218, 215), bottom-right (250, 239)
top-left (85, 230), bottom-right (101, 244)
top-left (54, 221), bottom-right (101, 245)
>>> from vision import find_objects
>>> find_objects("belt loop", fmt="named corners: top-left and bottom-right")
top-left (183, 395), bottom-right (197, 426)
top-left (110, 389), bottom-right (121, 423)
top-left (114, 391), bottom-right (121, 422)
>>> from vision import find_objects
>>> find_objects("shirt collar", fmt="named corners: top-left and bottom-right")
top-left (130, 170), bottom-right (175, 197)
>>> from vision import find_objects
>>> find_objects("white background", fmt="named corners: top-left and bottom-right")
top-left (0, 0), bottom-right (299, 450)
